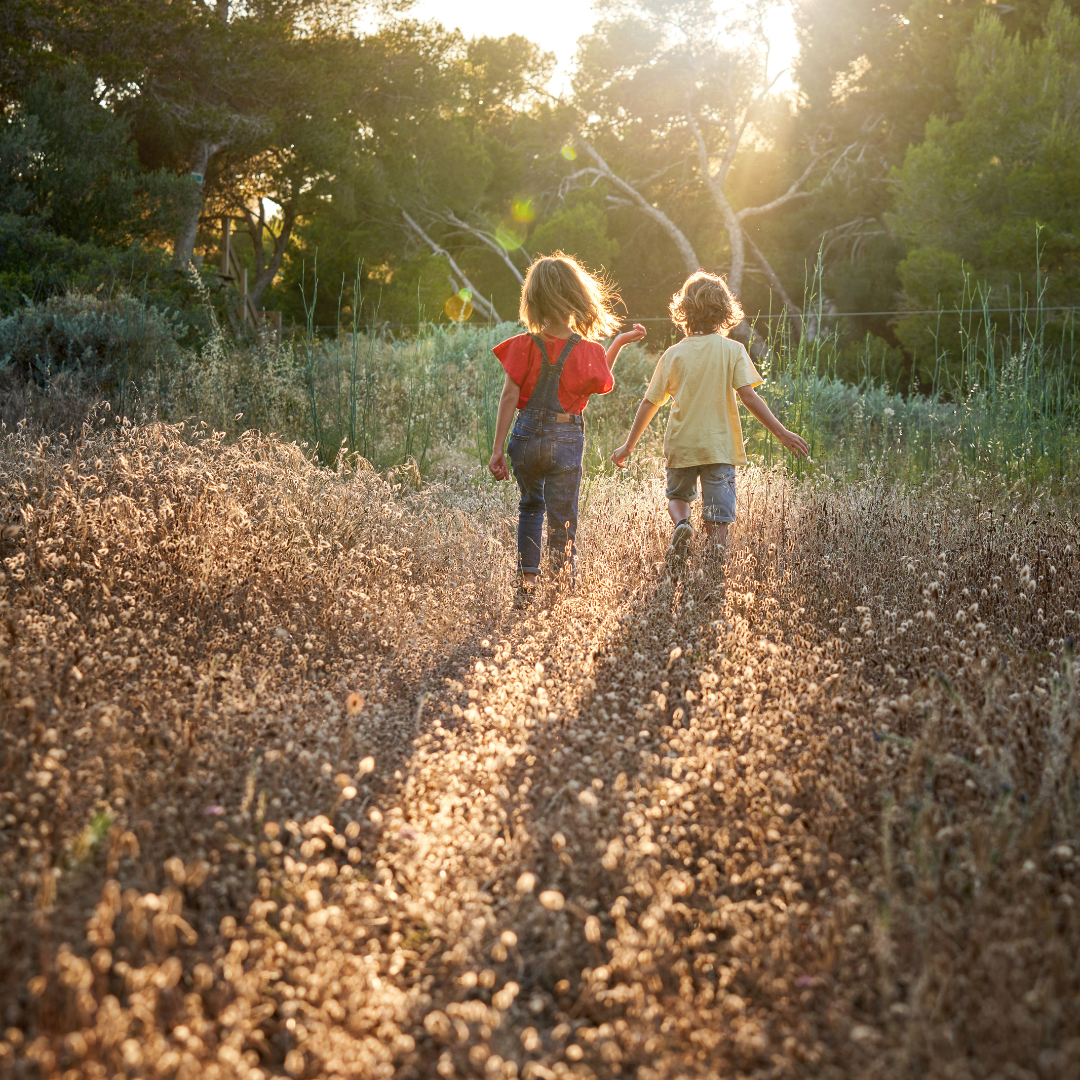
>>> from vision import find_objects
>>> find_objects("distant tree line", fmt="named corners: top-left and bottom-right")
top-left (2, 0), bottom-right (1078, 389)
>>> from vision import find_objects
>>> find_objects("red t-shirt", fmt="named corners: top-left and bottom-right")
top-left (493, 333), bottom-right (613, 415)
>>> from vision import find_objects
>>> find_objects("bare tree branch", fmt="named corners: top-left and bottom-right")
top-left (443, 210), bottom-right (526, 286)
top-left (742, 229), bottom-right (802, 335)
top-left (578, 139), bottom-right (700, 275)
top-left (401, 210), bottom-right (502, 322)
top-left (736, 156), bottom-right (823, 223)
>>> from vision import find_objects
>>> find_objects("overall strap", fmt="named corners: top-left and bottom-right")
top-left (525, 333), bottom-right (581, 413)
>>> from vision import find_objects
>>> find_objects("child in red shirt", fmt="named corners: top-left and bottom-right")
top-left (488, 253), bottom-right (645, 603)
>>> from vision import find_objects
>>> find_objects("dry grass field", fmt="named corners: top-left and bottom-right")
top-left (1, 415), bottom-right (1078, 1079)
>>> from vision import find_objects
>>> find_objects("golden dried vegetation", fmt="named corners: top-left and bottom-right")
top-left (1, 415), bottom-right (1078, 1080)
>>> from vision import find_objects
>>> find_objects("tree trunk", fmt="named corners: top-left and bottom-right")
top-left (173, 140), bottom-right (220, 266)
top-left (716, 191), bottom-right (746, 294)
top-left (240, 200), bottom-right (296, 312)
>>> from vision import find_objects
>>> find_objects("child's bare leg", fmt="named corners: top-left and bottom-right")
top-left (667, 498), bottom-right (691, 524)
top-left (703, 521), bottom-right (729, 549)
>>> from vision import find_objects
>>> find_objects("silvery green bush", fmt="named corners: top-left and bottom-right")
top-left (0, 291), bottom-right (184, 387)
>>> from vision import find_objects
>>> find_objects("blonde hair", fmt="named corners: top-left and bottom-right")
top-left (669, 270), bottom-right (744, 335)
top-left (519, 253), bottom-right (622, 339)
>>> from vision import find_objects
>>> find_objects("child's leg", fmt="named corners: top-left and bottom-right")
top-left (667, 497), bottom-right (691, 525)
top-left (543, 428), bottom-right (584, 578)
top-left (517, 482), bottom-right (545, 583)
top-left (698, 464), bottom-right (736, 552)
top-left (703, 521), bottom-right (730, 547)
top-left (508, 425), bottom-right (544, 586)
top-left (665, 466), bottom-right (698, 525)
top-left (664, 467), bottom-right (698, 566)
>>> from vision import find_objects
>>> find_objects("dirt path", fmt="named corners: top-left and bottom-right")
top-left (195, 554), bottom-right (887, 1080)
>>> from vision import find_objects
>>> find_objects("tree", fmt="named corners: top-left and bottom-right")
top-left (787, 0), bottom-right (1079, 352)
top-left (272, 22), bottom-right (567, 329)
top-left (566, 0), bottom-right (837, 339)
top-left (890, 1), bottom-right (1080, 366)
top-left (0, 63), bottom-right (192, 245)
top-left (12, 0), bottom-right (401, 313)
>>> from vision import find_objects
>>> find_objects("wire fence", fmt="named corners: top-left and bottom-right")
top-left (300, 305), bottom-right (1080, 332)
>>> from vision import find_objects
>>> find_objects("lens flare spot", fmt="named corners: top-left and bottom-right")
top-left (495, 223), bottom-right (526, 251)
top-left (444, 293), bottom-right (474, 322)
top-left (561, 146), bottom-right (577, 160)
top-left (511, 199), bottom-right (535, 223)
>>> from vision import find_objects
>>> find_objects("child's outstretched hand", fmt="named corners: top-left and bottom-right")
top-left (624, 323), bottom-right (647, 343)
top-left (612, 443), bottom-right (632, 469)
top-left (488, 449), bottom-right (510, 481)
top-left (778, 428), bottom-right (810, 459)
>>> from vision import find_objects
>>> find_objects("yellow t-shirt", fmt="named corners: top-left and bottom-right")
top-left (645, 333), bottom-right (763, 468)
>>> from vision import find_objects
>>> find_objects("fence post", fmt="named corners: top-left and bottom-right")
top-left (221, 217), bottom-right (231, 278)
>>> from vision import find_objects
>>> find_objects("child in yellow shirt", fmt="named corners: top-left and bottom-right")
top-left (612, 270), bottom-right (808, 561)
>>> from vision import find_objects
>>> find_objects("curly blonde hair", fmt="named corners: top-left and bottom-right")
top-left (669, 270), bottom-right (744, 335)
top-left (519, 253), bottom-right (622, 339)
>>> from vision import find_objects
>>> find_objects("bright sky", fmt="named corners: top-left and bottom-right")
top-left (407, 0), bottom-right (800, 93)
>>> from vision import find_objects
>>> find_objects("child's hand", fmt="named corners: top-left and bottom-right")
top-left (779, 428), bottom-right (810, 459)
top-left (488, 450), bottom-right (510, 481)
top-left (612, 443), bottom-right (632, 468)
top-left (624, 323), bottom-right (647, 343)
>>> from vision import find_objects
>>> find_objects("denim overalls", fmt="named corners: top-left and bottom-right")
top-left (506, 334), bottom-right (585, 577)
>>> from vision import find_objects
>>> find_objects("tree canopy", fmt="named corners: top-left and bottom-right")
top-left (3, 0), bottom-right (1078, 386)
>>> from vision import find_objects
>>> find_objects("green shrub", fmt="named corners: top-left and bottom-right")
top-left (0, 213), bottom-right (221, 338)
top-left (0, 292), bottom-right (186, 418)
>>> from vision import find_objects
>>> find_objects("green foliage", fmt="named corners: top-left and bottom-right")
top-left (529, 190), bottom-right (620, 272)
top-left (753, 290), bottom-right (1078, 484)
top-left (893, 247), bottom-right (966, 365)
top-left (833, 333), bottom-right (910, 392)
top-left (0, 291), bottom-right (188, 422)
top-left (892, 3), bottom-right (1080, 369)
top-left (276, 243), bottom-right (454, 333)
top-left (268, 23), bottom-right (567, 329)
top-left (157, 307), bottom-right (1078, 487)
top-left (300, 322), bottom-right (521, 469)
top-left (0, 292), bottom-right (184, 382)
top-left (7, 0), bottom-right (1080, 400)
top-left (0, 64), bottom-right (193, 245)
top-left (0, 214), bottom-right (220, 336)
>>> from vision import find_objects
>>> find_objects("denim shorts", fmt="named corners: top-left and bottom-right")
top-left (665, 463), bottom-right (737, 523)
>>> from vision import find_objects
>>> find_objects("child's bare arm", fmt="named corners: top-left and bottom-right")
top-left (612, 397), bottom-right (662, 467)
top-left (736, 384), bottom-right (809, 458)
top-left (605, 323), bottom-right (647, 367)
top-left (488, 373), bottom-right (521, 481)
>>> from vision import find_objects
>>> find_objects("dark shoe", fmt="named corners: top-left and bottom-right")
top-left (513, 581), bottom-right (536, 609)
top-left (666, 519), bottom-right (694, 569)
